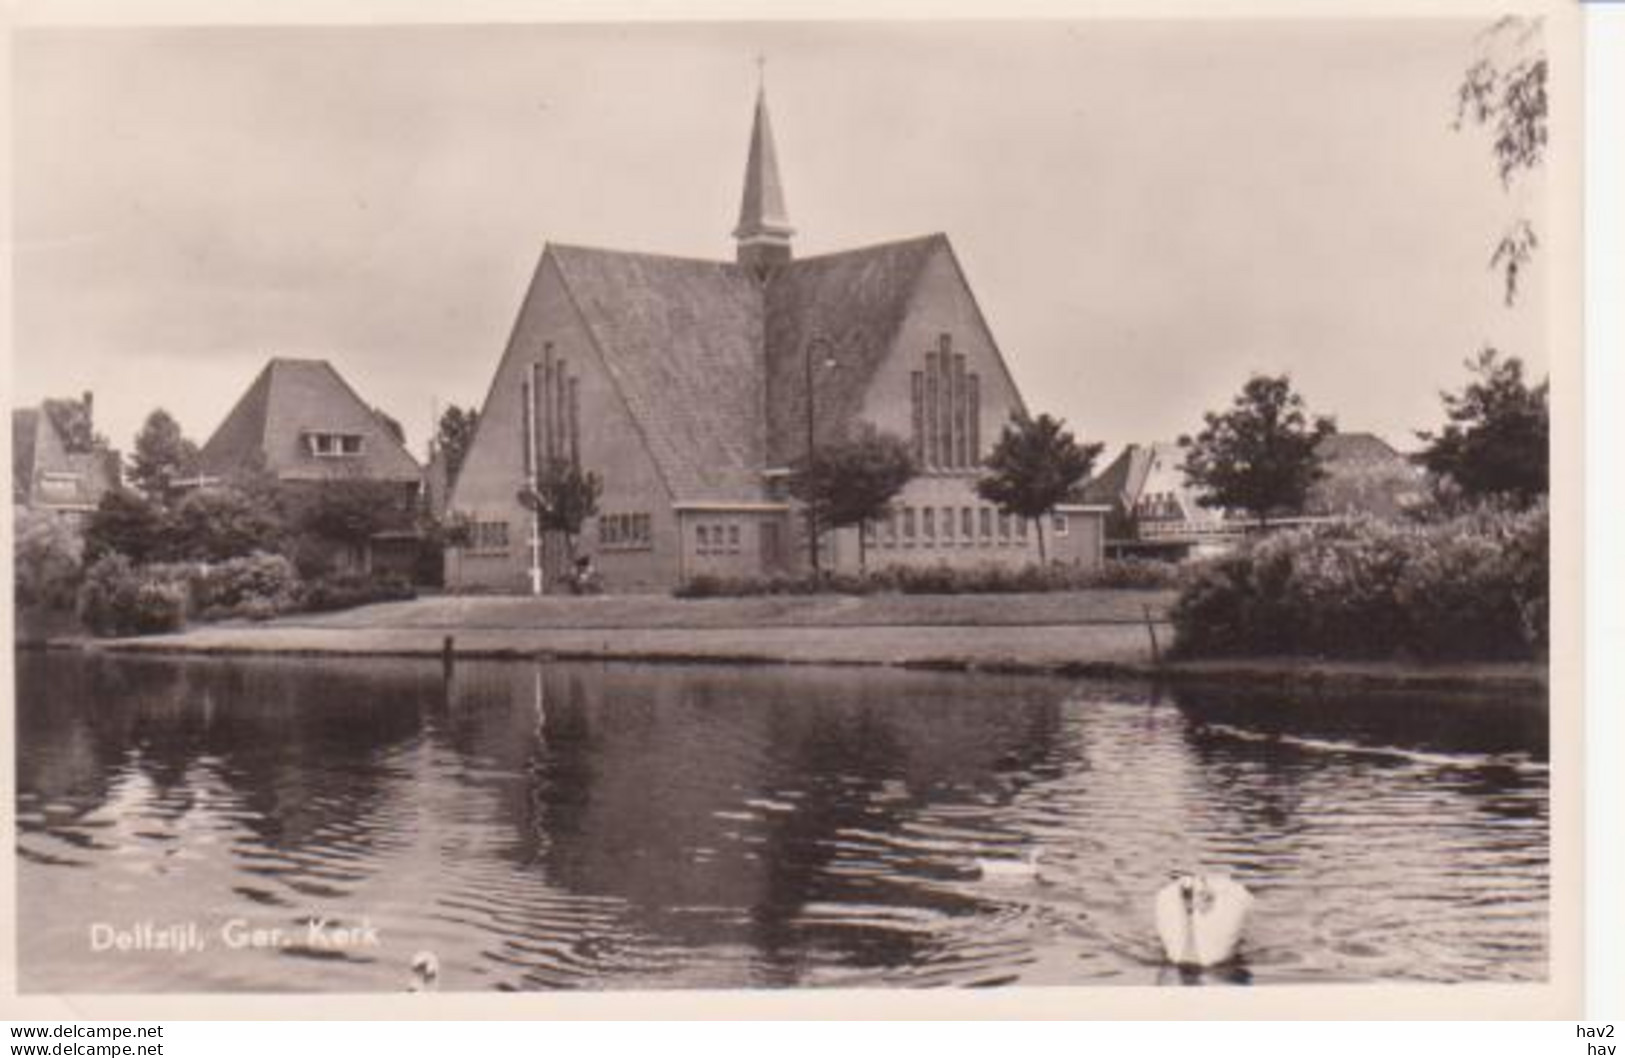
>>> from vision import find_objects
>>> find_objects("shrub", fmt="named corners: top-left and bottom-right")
top-left (196, 551), bottom-right (302, 621)
top-left (672, 559), bottom-right (1179, 599)
top-left (14, 509), bottom-right (84, 610)
top-left (1168, 505), bottom-right (1549, 662)
top-left (170, 488), bottom-right (287, 562)
top-left (300, 571), bottom-right (416, 614)
top-left (77, 555), bottom-right (189, 637)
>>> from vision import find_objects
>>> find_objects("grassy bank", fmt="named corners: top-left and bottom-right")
top-left (77, 590), bottom-right (1545, 695)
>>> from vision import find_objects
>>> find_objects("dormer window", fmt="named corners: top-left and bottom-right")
top-left (306, 431), bottom-right (364, 457)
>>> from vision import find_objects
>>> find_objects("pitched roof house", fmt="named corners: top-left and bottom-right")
top-left (12, 392), bottom-right (120, 515)
top-left (198, 358), bottom-right (420, 486)
top-left (1085, 431), bottom-right (1424, 558)
top-left (447, 87), bottom-right (1106, 593)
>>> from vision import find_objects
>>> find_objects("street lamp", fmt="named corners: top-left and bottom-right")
top-left (803, 333), bottom-right (837, 577)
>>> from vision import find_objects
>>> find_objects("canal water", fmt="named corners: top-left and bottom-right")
top-left (14, 652), bottom-right (1548, 992)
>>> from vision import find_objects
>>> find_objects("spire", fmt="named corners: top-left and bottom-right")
top-left (733, 76), bottom-right (793, 278)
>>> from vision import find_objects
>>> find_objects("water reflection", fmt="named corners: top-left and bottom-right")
top-left (15, 652), bottom-right (1547, 992)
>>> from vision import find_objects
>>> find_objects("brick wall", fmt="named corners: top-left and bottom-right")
top-left (447, 253), bottom-right (679, 593)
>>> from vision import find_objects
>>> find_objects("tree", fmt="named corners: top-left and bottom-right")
top-left (127, 409), bottom-right (200, 505)
top-left (84, 488), bottom-right (170, 565)
top-left (788, 426), bottom-right (917, 571)
top-left (170, 487), bottom-right (288, 563)
top-left (435, 405), bottom-right (480, 489)
top-left (522, 457), bottom-right (602, 562)
top-left (14, 509), bottom-right (84, 610)
top-left (1179, 375), bottom-right (1336, 528)
top-left (1414, 347), bottom-right (1547, 509)
top-left (298, 478), bottom-right (415, 549)
top-left (1456, 16), bottom-right (1546, 304)
top-left (976, 413), bottom-right (1102, 564)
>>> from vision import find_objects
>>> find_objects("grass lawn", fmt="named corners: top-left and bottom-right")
top-left (280, 588), bottom-right (1178, 631)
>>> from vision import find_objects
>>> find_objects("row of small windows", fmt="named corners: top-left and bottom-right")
top-left (865, 506), bottom-right (1071, 547)
top-left (305, 431), bottom-right (364, 457)
top-left (600, 512), bottom-right (653, 550)
top-left (468, 520), bottom-right (511, 555)
top-left (695, 522), bottom-right (743, 555)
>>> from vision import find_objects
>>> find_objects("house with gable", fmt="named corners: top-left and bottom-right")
top-left (197, 358), bottom-right (423, 574)
top-left (447, 86), bottom-right (1106, 593)
top-left (12, 392), bottom-right (120, 519)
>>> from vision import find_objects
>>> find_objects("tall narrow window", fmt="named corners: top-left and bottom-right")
top-left (952, 354), bottom-right (968, 468)
top-left (567, 377), bottom-right (581, 467)
top-left (554, 358), bottom-right (569, 466)
top-left (924, 353), bottom-right (940, 468)
top-left (967, 375), bottom-right (981, 466)
top-left (910, 371), bottom-right (925, 464)
top-left (923, 507), bottom-right (936, 542)
top-left (943, 349), bottom-right (958, 469)
top-left (520, 377), bottom-right (534, 475)
top-left (540, 352), bottom-right (555, 463)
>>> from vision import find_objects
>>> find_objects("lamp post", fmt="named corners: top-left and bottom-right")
top-left (803, 334), bottom-right (836, 577)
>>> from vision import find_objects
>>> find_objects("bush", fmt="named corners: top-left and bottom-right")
top-left (14, 509), bottom-right (84, 610)
top-left (77, 555), bottom-right (189, 637)
top-left (170, 488), bottom-right (287, 562)
top-left (300, 571), bottom-right (417, 614)
top-left (196, 551), bottom-right (302, 621)
top-left (672, 559), bottom-right (1178, 599)
top-left (1168, 505), bottom-right (1548, 662)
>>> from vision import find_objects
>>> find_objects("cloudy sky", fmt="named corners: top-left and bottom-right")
top-left (12, 18), bottom-right (1547, 460)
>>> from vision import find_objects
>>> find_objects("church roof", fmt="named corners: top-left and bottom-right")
top-left (549, 246), bottom-right (767, 501)
top-left (198, 358), bottom-right (421, 484)
top-left (537, 234), bottom-right (952, 500)
top-left (733, 87), bottom-right (793, 242)
top-left (763, 233), bottom-right (947, 466)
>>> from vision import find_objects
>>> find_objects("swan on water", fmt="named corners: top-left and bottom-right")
top-left (408, 950), bottom-right (441, 993)
top-left (974, 849), bottom-right (1042, 882)
top-left (1155, 871), bottom-right (1253, 969)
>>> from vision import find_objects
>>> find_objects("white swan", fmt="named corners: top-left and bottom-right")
top-left (1155, 872), bottom-right (1253, 969)
top-left (974, 849), bottom-right (1042, 883)
top-left (407, 950), bottom-right (441, 992)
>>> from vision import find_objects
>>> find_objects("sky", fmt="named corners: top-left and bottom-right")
top-left (10, 19), bottom-right (1548, 461)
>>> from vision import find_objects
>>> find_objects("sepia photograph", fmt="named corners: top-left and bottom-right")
top-left (3, 6), bottom-right (1583, 1017)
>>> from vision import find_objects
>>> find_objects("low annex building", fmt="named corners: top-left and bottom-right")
top-left (447, 87), bottom-right (1106, 592)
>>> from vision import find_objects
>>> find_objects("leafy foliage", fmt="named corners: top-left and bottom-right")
top-left (84, 488), bottom-right (170, 565)
top-left (1179, 375), bottom-right (1336, 527)
top-left (674, 558), bottom-right (1178, 599)
top-left (77, 554), bottom-right (189, 637)
top-left (1455, 16), bottom-right (1547, 304)
top-left (127, 409), bottom-right (200, 504)
top-left (522, 458), bottom-right (603, 556)
top-left (435, 405), bottom-right (480, 488)
top-left (170, 487), bottom-right (288, 562)
top-left (194, 552), bottom-right (302, 621)
top-left (1169, 503), bottom-right (1547, 661)
top-left (789, 426), bottom-right (917, 569)
top-left (975, 413), bottom-right (1103, 563)
top-left (296, 478), bottom-right (415, 547)
top-left (1414, 348), bottom-right (1547, 509)
top-left (14, 509), bottom-right (85, 610)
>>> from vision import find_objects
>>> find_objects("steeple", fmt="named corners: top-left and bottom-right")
top-left (733, 77), bottom-right (794, 279)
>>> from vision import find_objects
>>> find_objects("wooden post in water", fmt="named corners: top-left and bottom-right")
top-left (1143, 605), bottom-right (1162, 667)
top-left (442, 635), bottom-right (456, 682)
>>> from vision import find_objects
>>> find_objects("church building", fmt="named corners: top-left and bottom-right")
top-left (446, 86), bottom-right (1105, 592)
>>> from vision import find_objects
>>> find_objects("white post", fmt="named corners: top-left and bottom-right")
top-left (526, 362), bottom-right (543, 596)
